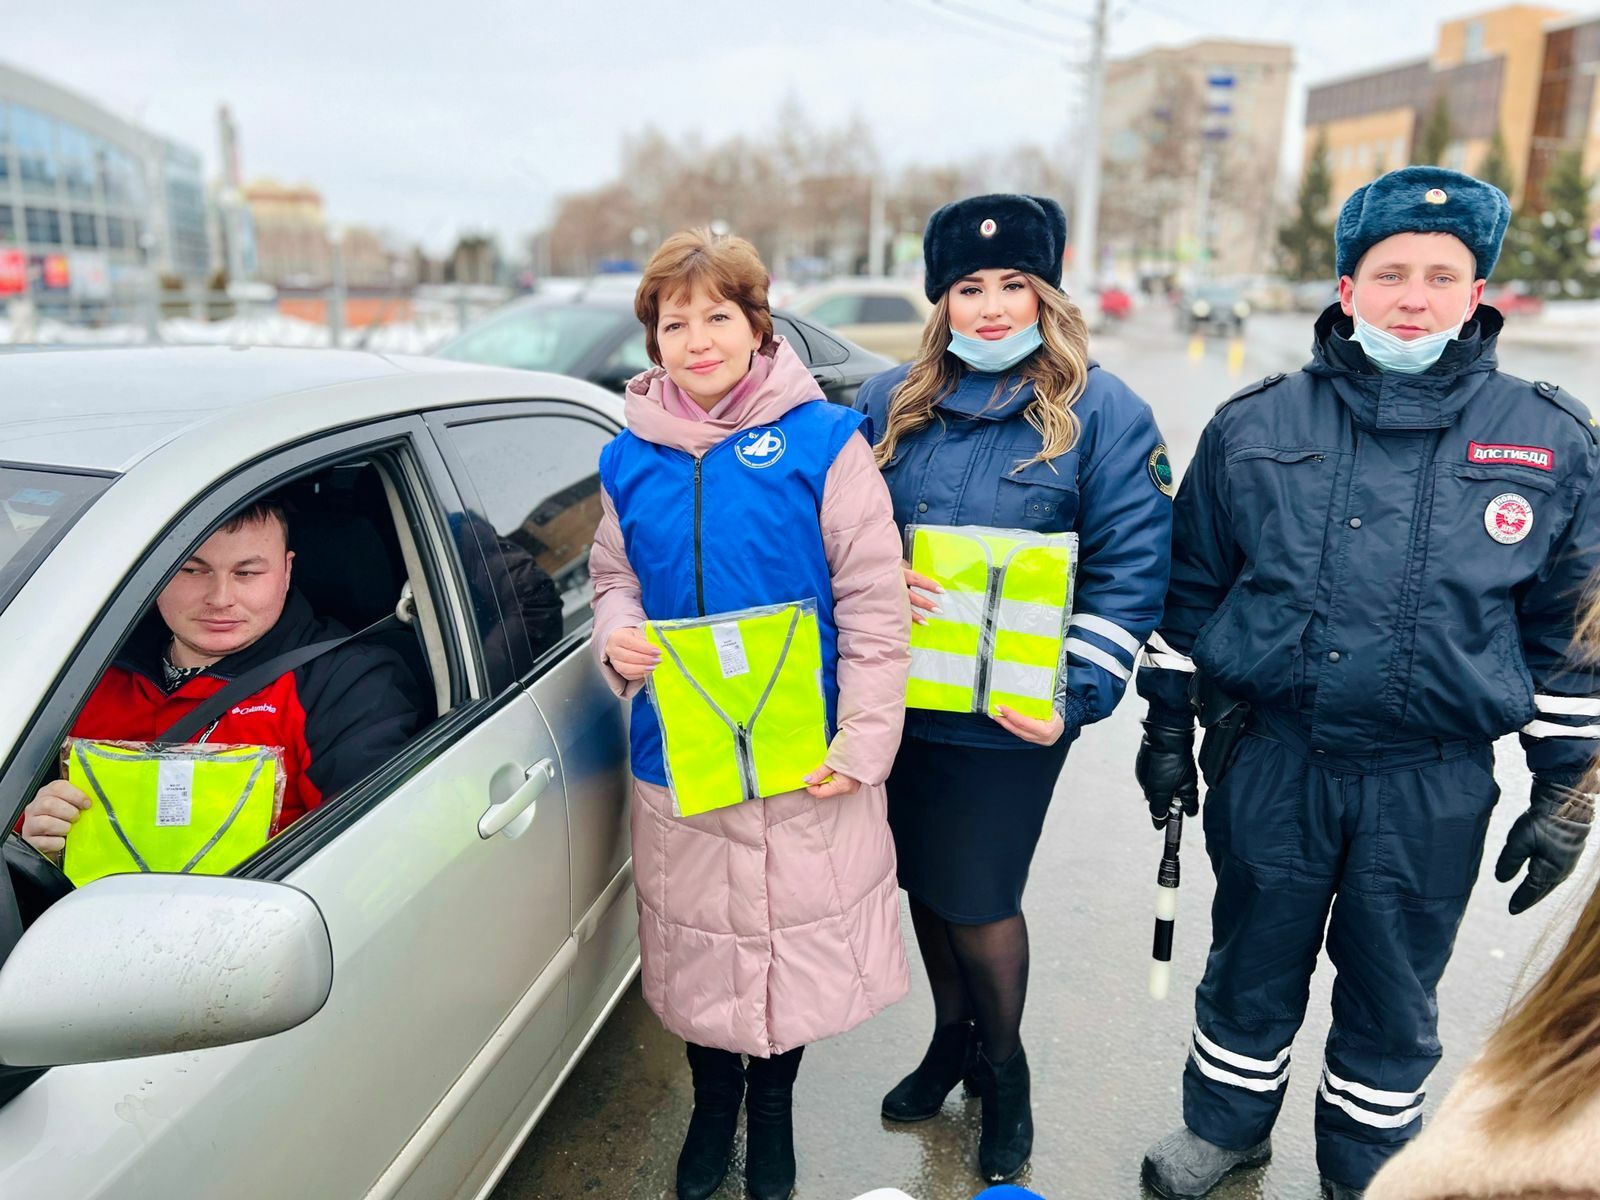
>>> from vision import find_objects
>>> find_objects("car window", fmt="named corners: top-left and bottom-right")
top-left (0, 465), bottom-right (110, 611)
top-left (859, 295), bottom-right (920, 323)
top-left (443, 415), bottom-right (612, 671)
top-left (603, 328), bottom-right (655, 375)
top-left (804, 294), bottom-right (860, 326)
top-left (435, 303), bottom-right (623, 373)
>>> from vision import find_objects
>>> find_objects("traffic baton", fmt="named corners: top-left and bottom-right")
top-left (1148, 796), bottom-right (1184, 1000)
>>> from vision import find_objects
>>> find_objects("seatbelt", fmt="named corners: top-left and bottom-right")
top-left (161, 612), bottom-right (400, 744)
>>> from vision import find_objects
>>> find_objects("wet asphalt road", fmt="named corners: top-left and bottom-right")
top-left (494, 304), bottom-right (1600, 1200)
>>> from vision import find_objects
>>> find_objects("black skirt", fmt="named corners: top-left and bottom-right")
top-left (885, 734), bottom-right (1070, 924)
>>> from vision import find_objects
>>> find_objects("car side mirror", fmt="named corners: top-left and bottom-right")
top-left (0, 874), bottom-right (333, 1068)
top-left (593, 366), bottom-right (636, 393)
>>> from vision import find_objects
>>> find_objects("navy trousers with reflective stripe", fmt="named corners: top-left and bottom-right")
top-left (1182, 722), bottom-right (1498, 1188)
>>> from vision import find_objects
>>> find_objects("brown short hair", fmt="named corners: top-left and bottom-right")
top-left (219, 500), bottom-right (289, 541)
top-left (635, 228), bottom-right (775, 366)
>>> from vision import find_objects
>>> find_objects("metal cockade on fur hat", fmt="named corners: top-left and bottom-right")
top-left (922, 193), bottom-right (1068, 301)
top-left (1334, 166), bottom-right (1512, 281)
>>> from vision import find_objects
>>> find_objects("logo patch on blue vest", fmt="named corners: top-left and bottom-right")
top-left (735, 427), bottom-right (787, 469)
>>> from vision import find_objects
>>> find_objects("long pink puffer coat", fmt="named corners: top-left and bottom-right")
top-left (590, 338), bottom-right (911, 1056)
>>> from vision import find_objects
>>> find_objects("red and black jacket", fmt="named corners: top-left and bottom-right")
top-left (69, 590), bottom-right (423, 834)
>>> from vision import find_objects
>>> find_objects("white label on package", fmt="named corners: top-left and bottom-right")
top-left (712, 622), bottom-right (750, 678)
top-left (156, 758), bottom-right (195, 827)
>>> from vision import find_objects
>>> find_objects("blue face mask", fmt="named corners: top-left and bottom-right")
top-left (948, 322), bottom-right (1043, 374)
top-left (1350, 301), bottom-right (1472, 374)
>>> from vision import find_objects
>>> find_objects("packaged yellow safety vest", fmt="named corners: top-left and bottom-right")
top-left (645, 600), bottom-right (829, 817)
top-left (906, 524), bottom-right (1078, 721)
top-left (61, 740), bottom-right (286, 887)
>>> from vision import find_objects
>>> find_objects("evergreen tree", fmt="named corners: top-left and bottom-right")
top-left (1478, 128), bottom-right (1515, 200)
top-left (1414, 94), bottom-right (1453, 166)
top-left (1278, 135), bottom-right (1337, 282)
top-left (1506, 149), bottom-right (1599, 294)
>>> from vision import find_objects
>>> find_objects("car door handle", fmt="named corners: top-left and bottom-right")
top-left (479, 758), bottom-right (555, 839)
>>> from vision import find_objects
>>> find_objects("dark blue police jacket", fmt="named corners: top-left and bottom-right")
top-left (1137, 304), bottom-right (1600, 778)
top-left (857, 360), bottom-right (1173, 749)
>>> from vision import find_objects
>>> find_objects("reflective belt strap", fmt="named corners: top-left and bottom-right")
top-left (73, 746), bottom-right (150, 873)
top-left (181, 752), bottom-right (268, 873)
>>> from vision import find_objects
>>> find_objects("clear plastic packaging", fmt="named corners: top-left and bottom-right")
top-left (905, 523), bottom-right (1078, 720)
top-left (645, 599), bottom-right (830, 817)
top-left (61, 739), bottom-right (287, 887)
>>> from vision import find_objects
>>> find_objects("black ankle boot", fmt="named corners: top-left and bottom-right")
top-left (882, 1020), bottom-right (978, 1121)
top-left (745, 1046), bottom-right (803, 1200)
top-left (677, 1043), bottom-right (745, 1200)
top-left (975, 1044), bottom-right (1033, 1183)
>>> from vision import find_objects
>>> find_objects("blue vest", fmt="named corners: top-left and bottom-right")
top-left (598, 400), bottom-right (867, 785)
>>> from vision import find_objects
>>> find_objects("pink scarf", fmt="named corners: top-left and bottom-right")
top-left (659, 351), bottom-right (772, 422)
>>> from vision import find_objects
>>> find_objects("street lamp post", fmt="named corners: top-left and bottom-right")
top-left (1071, 0), bottom-right (1110, 300)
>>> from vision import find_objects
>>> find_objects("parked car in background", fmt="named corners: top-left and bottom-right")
top-left (1483, 282), bottom-right (1544, 317)
top-left (1179, 284), bottom-right (1251, 336)
top-left (1292, 279), bottom-right (1340, 312)
top-left (1238, 276), bottom-right (1295, 314)
top-left (1097, 286), bottom-right (1134, 322)
top-left (436, 293), bottom-right (892, 407)
top-left (0, 347), bottom-right (637, 1199)
top-left (788, 278), bottom-right (933, 363)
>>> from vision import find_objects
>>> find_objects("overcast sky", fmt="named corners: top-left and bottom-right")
top-left (6, 0), bottom-right (1583, 253)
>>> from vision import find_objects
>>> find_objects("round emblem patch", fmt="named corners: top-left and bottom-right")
top-left (1485, 492), bottom-right (1533, 544)
top-left (734, 426), bottom-right (786, 469)
top-left (1424, 188), bottom-right (1448, 205)
top-left (979, 218), bottom-right (998, 238)
top-left (1148, 444), bottom-right (1175, 497)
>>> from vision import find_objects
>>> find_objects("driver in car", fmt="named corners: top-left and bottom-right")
top-left (18, 500), bottom-right (421, 858)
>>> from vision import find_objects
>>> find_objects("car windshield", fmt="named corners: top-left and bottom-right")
top-left (1194, 287), bottom-right (1240, 303)
top-left (0, 466), bottom-right (111, 610)
top-left (435, 302), bottom-right (623, 372)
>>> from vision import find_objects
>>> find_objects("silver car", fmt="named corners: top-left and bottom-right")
top-left (0, 347), bottom-right (635, 1199)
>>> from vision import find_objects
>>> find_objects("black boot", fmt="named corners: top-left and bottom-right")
top-left (677, 1042), bottom-right (745, 1200)
top-left (745, 1046), bottom-right (803, 1200)
top-left (975, 1044), bottom-right (1033, 1183)
top-left (881, 1020), bottom-right (979, 1121)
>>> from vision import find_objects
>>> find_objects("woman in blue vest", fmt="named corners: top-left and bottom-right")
top-left (855, 194), bottom-right (1173, 1182)
top-left (589, 228), bottom-right (912, 1200)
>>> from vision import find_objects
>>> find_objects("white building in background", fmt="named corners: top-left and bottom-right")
top-left (0, 59), bottom-right (213, 318)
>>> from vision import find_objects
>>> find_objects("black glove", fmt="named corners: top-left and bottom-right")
top-left (1494, 777), bottom-right (1594, 915)
top-left (1136, 716), bottom-right (1198, 830)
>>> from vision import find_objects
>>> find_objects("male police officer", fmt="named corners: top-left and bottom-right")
top-left (1134, 167), bottom-right (1600, 1199)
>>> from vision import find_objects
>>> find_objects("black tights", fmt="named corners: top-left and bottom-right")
top-left (909, 896), bottom-right (1030, 1063)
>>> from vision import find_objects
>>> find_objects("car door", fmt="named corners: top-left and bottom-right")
top-left (0, 420), bottom-right (574, 1200)
top-left (425, 403), bottom-right (636, 1070)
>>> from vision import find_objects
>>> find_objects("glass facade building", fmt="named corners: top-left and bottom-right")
top-left (0, 62), bottom-right (212, 314)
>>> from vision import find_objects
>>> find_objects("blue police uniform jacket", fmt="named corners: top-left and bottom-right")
top-left (856, 360), bottom-right (1173, 749)
top-left (598, 398), bottom-right (866, 786)
top-left (1137, 305), bottom-right (1600, 778)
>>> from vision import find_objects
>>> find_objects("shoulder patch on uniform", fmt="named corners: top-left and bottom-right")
top-left (1219, 372), bottom-right (1288, 411)
top-left (1147, 444), bottom-right (1175, 497)
top-left (1532, 379), bottom-right (1599, 445)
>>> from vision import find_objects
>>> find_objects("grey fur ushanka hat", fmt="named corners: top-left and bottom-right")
top-left (1335, 166), bottom-right (1511, 280)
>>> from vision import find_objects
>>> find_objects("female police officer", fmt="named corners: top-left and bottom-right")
top-left (854, 194), bottom-right (1173, 1182)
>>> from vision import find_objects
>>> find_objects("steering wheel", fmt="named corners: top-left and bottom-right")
top-left (3, 835), bottom-right (74, 928)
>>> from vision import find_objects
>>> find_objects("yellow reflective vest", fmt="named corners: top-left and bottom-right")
top-left (907, 524), bottom-right (1077, 721)
top-left (645, 601), bottom-right (829, 817)
top-left (62, 740), bottom-right (284, 887)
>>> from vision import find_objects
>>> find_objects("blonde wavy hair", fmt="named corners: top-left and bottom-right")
top-left (1473, 574), bottom-right (1600, 1137)
top-left (871, 273), bottom-right (1092, 473)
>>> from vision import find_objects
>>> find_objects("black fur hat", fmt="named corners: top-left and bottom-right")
top-left (1335, 166), bottom-right (1511, 280)
top-left (923, 194), bottom-right (1068, 302)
